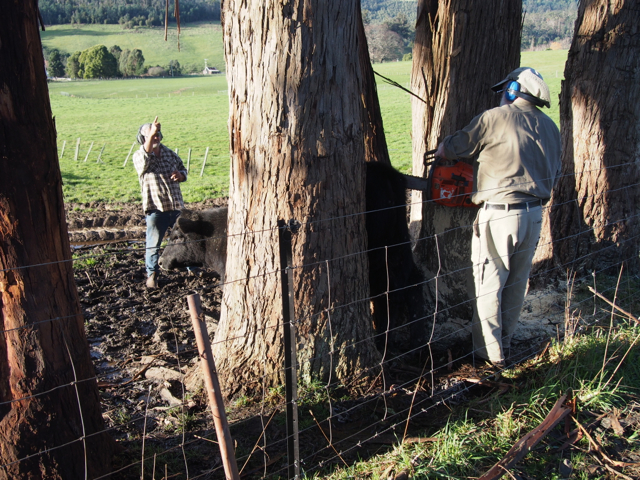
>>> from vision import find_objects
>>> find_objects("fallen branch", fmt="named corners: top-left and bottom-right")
top-left (193, 434), bottom-right (219, 445)
top-left (478, 394), bottom-right (572, 480)
top-left (97, 359), bottom-right (156, 388)
top-left (572, 416), bottom-right (639, 470)
top-left (368, 435), bottom-right (438, 445)
top-left (588, 286), bottom-right (639, 324)
top-left (604, 463), bottom-right (635, 480)
top-left (461, 377), bottom-right (513, 392)
top-left (535, 340), bottom-right (552, 362)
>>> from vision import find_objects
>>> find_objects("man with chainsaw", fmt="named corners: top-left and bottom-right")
top-left (435, 67), bottom-right (561, 368)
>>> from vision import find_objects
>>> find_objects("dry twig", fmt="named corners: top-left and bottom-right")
top-left (572, 416), bottom-right (638, 470)
top-left (588, 286), bottom-right (639, 324)
top-left (478, 394), bottom-right (573, 480)
top-left (309, 409), bottom-right (349, 467)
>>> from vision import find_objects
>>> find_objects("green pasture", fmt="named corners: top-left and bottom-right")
top-left (40, 22), bottom-right (224, 72)
top-left (50, 75), bottom-right (230, 203)
top-left (47, 48), bottom-right (568, 203)
top-left (520, 49), bottom-right (567, 127)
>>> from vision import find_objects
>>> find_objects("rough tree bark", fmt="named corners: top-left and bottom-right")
top-left (356, 5), bottom-right (391, 166)
top-left (0, 2), bottom-right (112, 478)
top-left (211, 0), bottom-right (380, 398)
top-left (531, 0), bottom-right (640, 282)
top-left (409, 0), bottom-right (522, 338)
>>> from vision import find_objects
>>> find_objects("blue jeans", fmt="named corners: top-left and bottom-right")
top-left (145, 210), bottom-right (180, 277)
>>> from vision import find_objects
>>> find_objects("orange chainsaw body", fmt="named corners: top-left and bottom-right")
top-left (429, 160), bottom-right (477, 207)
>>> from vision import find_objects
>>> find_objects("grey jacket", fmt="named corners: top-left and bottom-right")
top-left (442, 102), bottom-right (561, 205)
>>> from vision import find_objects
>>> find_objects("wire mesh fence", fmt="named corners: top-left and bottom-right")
top-left (1, 164), bottom-right (639, 479)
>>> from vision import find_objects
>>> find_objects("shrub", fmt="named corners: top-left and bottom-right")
top-left (48, 49), bottom-right (67, 77)
top-left (109, 45), bottom-right (122, 61)
top-left (168, 60), bottom-right (182, 76)
top-left (119, 48), bottom-right (145, 77)
top-left (78, 45), bottom-right (118, 78)
top-left (181, 63), bottom-right (202, 74)
top-left (67, 51), bottom-right (82, 78)
top-left (147, 66), bottom-right (166, 77)
top-left (365, 24), bottom-right (404, 62)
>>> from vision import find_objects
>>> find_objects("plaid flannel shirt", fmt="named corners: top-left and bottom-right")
top-left (133, 144), bottom-right (187, 213)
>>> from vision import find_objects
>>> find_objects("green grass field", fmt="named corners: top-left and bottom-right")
top-left (50, 75), bottom-right (230, 203)
top-left (40, 22), bottom-right (224, 72)
top-left (46, 28), bottom-right (568, 203)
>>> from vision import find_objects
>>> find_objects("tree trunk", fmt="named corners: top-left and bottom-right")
top-left (531, 0), bottom-right (640, 282)
top-left (356, 5), bottom-right (391, 166)
top-left (0, 2), bottom-right (112, 478)
top-left (212, 0), bottom-right (380, 398)
top-left (409, 0), bottom-right (522, 335)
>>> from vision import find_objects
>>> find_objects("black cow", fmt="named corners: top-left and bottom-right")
top-left (158, 207), bottom-right (228, 280)
top-left (366, 162), bottom-right (426, 350)
top-left (159, 162), bottom-right (427, 351)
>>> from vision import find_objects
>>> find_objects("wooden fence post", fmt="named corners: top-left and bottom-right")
top-left (187, 148), bottom-right (192, 172)
top-left (83, 141), bottom-right (94, 162)
top-left (200, 147), bottom-right (209, 177)
top-left (96, 143), bottom-right (106, 163)
top-left (60, 140), bottom-right (66, 159)
top-left (74, 138), bottom-right (81, 161)
top-left (123, 142), bottom-right (136, 167)
top-left (187, 294), bottom-right (240, 480)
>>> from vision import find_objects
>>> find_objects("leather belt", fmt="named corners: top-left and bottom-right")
top-left (483, 200), bottom-right (542, 211)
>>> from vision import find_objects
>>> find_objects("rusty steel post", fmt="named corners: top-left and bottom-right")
top-left (187, 293), bottom-right (240, 480)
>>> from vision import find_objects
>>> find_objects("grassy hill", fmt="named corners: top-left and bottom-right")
top-left (40, 22), bottom-right (224, 73)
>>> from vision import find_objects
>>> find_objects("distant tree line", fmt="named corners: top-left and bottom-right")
top-left (361, 0), bottom-right (416, 24)
top-left (361, 0), bottom-right (577, 62)
top-left (44, 41), bottom-right (198, 79)
top-left (39, 0), bottom-right (220, 26)
top-left (44, 43), bottom-right (198, 79)
top-left (363, 12), bottom-right (414, 63)
top-left (64, 45), bottom-right (145, 79)
top-left (521, 1), bottom-right (578, 50)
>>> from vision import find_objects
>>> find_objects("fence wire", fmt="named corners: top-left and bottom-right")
top-left (1, 161), bottom-right (639, 479)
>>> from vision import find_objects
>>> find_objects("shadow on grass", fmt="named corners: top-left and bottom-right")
top-left (61, 171), bottom-right (89, 186)
top-left (43, 27), bottom-right (121, 37)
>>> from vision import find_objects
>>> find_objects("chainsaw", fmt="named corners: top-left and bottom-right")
top-left (396, 150), bottom-right (476, 208)
top-left (421, 149), bottom-right (476, 208)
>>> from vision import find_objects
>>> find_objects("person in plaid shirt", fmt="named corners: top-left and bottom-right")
top-left (133, 116), bottom-right (187, 288)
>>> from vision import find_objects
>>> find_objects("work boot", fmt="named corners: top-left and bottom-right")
top-left (484, 359), bottom-right (505, 379)
top-left (474, 357), bottom-right (505, 379)
top-left (146, 272), bottom-right (158, 289)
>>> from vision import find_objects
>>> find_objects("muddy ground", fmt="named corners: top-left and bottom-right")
top-left (66, 202), bottom-right (637, 479)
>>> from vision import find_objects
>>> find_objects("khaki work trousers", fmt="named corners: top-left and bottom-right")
top-left (471, 204), bottom-right (542, 363)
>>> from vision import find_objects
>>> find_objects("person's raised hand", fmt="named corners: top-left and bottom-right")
top-left (149, 116), bottom-right (161, 137)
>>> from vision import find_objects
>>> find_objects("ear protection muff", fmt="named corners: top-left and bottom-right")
top-left (503, 80), bottom-right (548, 107)
top-left (137, 123), bottom-right (163, 145)
top-left (505, 80), bottom-right (520, 102)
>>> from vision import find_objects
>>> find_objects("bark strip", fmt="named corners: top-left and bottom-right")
top-left (478, 394), bottom-right (572, 480)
